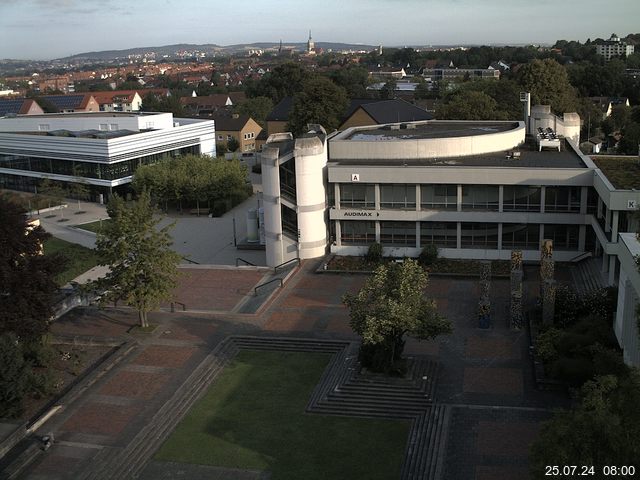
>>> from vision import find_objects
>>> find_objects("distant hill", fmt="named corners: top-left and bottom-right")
top-left (57, 42), bottom-right (380, 61)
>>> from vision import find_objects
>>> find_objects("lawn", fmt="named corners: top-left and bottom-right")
top-left (155, 350), bottom-right (410, 480)
top-left (43, 237), bottom-right (101, 286)
top-left (76, 219), bottom-right (110, 233)
top-left (591, 156), bottom-right (640, 190)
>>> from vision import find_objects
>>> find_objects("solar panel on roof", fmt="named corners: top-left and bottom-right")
top-left (42, 95), bottom-right (84, 110)
top-left (0, 99), bottom-right (26, 116)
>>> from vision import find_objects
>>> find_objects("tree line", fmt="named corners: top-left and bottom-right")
top-left (132, 154), bottom-right (250, 215)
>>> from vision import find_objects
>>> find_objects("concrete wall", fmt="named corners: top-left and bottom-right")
top-left (614, 233), bottom-right (640, 367)
top-left (330, 121), bottom-right (526, 160)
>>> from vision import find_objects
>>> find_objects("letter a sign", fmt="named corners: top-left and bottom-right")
top-left (351, 173), bottom-right (360, 182)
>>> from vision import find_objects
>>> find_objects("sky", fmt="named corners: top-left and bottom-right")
top-left (0, 0), bottom-right (639, 60)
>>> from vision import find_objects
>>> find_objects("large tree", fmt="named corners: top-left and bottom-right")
top-left (247, 62), bottom-right (311, 103)
top-left (287, 76), bottom-right (348, 135)
top-left (343, 259), bottom-right (452, 374)
top-left (0, 195), bottom-right (63, 340)
top-left (234, 96), bottom-right (273, 127)
top-left (436, 90), bottom-right (507, 120)
top-left (93, 191), bottom-right (181, 327)
top-left (516, 58), bottom-right (578, 114)
top-left (530, 371), bottom-right (640, 477)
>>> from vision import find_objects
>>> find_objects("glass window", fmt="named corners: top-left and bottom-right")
top-left (420, 222), bottom-right (457, 247)
top-left (461, 223), bottom-right (499, 249)
top-left (279, 160), bottom-right (296, 200)
top-left (462, 185), bottom-right (499, 211)
top-left (545, 187), bottom-right (581, 213)
top-left (586, 187), bottom-right (598, 215)
top-left (341, 221), bottom-right (376, 245)
top-left (543, 224), bottom-right (579, 250)
top-left (380, 221), bottom-right (416, 246)
top-left (421, 184), bottom-right (457, 210)
top-left (502, 223), bottom-right (540, 250)
top-left (380, 184), bottom-right (416, 209)
top-left (340, 184), bottom-right (375, 209)
top-left (281, 205), bottom-right (298, 239)
top-left (503, 186), bottom-right (541, 212)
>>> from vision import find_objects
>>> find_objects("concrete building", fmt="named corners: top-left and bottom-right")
top-left (0, 111), bottom-right (215, 200)
top-left (595, 34), bottom-right (635, 61)
top-left (260, 111), bottom-right (640, 365)
top-left (422, 67), bottom-right (500, 81)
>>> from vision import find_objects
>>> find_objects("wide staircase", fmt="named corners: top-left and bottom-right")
top-left (571, 257), bottom-right (608, 295)
top-left (78, 336), bottom-right (449, 480)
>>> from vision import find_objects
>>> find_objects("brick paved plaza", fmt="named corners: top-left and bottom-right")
top-left (18, 262), bottom-right (568, 480)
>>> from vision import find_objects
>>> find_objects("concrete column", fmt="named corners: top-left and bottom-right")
top-left (580, 186), bottom-right (588, 215)
top-left (334, 183), bottom-right (341, 209)
top-left (578, 225), bottom-right (586, 251)
top-left (261, 146), bottom-right (284, 267)
top-left (605, 207), bottom-right (611, 233)
top-left (416, 221), bottom-right (420, 249)
top-left (498, 185), bottom-right (504, 213)
top-left (597, 197), bottom-right (603, 219)
top-left (335, 220), bottom-right (342, 247)
top-left (457, 184), bottom-right (463, 212)
top-left (375, 221), bottom-right (381, 243)
top-left (374, 184), bottom-right (381, 210)
top-left (415, 184), bottom-right (421, 212)
top-left (456, 222), bottom-right (462, 249)
top-left (608, 256), bottom-right (616, 286)
top-left (539, 224), bottom-right (545, 249)
top-left (540, 186), bottom-right (546, 213)
top-left (611, 211), bottom-right (619, 241)
top-left (294, 135), bottom-right (329, 260)
top-left (497, 223), bottom-right (503, 251)
top-left (602, 253), bottom-right (609, 273)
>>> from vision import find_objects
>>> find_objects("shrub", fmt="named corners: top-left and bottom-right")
top-left (554, 284), bottom-right (581, 327)
top-left (0, 334), bottom-right (30, 418)
top-left (418, 244), bottom-right (439, 267)
top-left (365, 242), bottom-right (383, 264)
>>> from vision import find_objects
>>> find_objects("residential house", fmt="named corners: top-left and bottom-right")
top-left (589, 97), bottom-right (630, 119)
top-left (339, 99), bottom-right (433, 130)
top-left (213, 114), bottom-right (262, 153)
top-left (0, 98), bottom-right (45, 116)
top-left (92, 91), bottom-right (144, 112)
top-left (39, 94), bottom-right (100, 113)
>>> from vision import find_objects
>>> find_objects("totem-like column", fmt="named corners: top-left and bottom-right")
top-left (510, 250), bottom-right (524, 329)
top-left (539, 239), bottom-right (556, 325)
top-left (542, 279), bottom-right (557, 325)
top-left (478, 260), bottom-right (492, 328)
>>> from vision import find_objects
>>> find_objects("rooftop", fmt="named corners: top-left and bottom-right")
top-left (591, 156), bottom-right (640, 190)
top-left (330, 137), bottom-right (587, 169)
top-left (344, 121), bottom-right (518, 141)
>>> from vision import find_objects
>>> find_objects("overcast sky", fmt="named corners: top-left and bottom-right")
top-left (0, 0), bottom-right (638, 60)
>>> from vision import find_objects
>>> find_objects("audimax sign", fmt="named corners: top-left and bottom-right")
top-left (342, 211), bottom-right (380, 217)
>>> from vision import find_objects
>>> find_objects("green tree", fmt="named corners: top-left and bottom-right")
top-left (516, 58), bottom-right (578, 114)
top-left (343, 259), bottom-right (452, 374)
top-left (0, 333), bottom-right (31, 418)
top-left (227, 136), bottom-right (240, 152)
top-left (93, 191), bottom-right (181, 327)
top-left (530, 371), bottom-right (640, 477)
top-left (618, 123), bottom-right (640, 155)
top-left (247, 62), bottom-right (311, 103)
top-left (379, 78), bottom-right (397, 100)
top-left (234, 96), bottom-right (273, 127)
top-left (38, 178), bottom-right (66, 209)
top-left (0, 195), bottom-right (64, 340)
top-left (329, 65), bottom-right (371, 98)
top-left (436, 90), bottom-right (505, 120)
top-left (287, 76), bottom-right (348, 135)
top-left (141, 92), bottom-right (184, 117)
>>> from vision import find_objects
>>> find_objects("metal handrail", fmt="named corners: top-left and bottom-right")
top-left (569, 251), bottom-right (593, 263)
top-left (236, 257), bottom-right (256, 267)
top-left (274, 257), bottom-right (300, 273)
top-left (254, 278), bottom-right (283, 295)
top-left (182, 256), bottom-right (200, 265)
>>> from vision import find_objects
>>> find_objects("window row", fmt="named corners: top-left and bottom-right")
top-left (0, 146), bottom-right (200, 181)
top-left (340, 221), bottom-right (580, 250)
top-left (338, 184), bottom-right (585, 213)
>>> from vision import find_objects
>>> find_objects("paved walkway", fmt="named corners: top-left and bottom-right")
top-left (34, 195), bottom-right (267, 266)
top-left (19, 262), bottom-right (568, 480)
